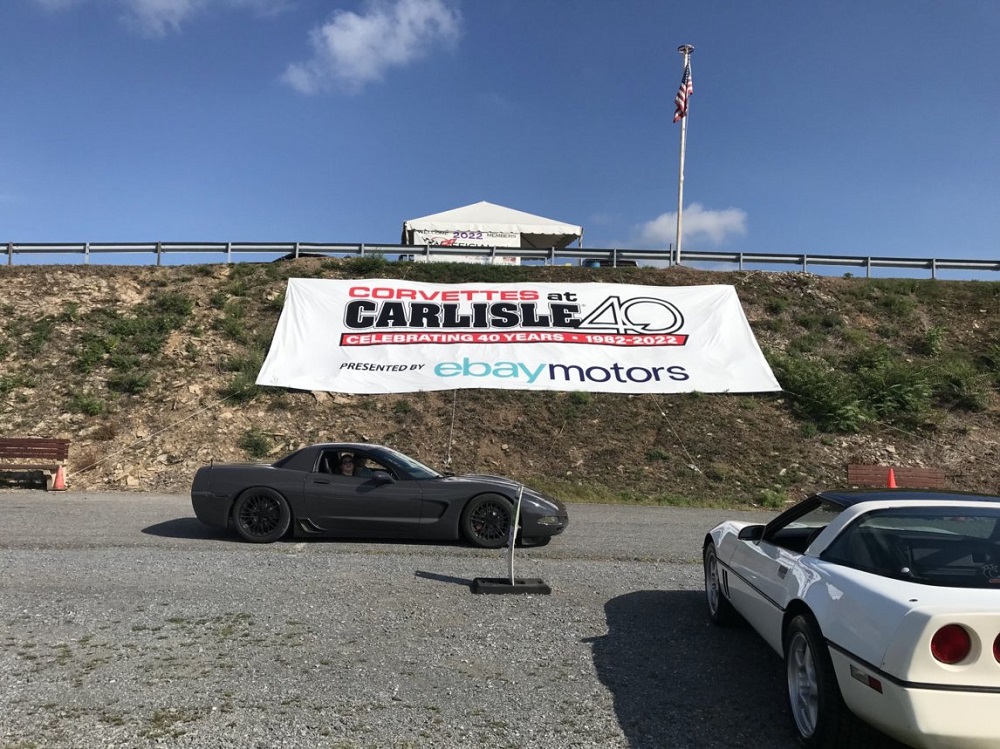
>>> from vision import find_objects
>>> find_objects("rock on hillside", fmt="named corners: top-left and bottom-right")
top-left (1, 259), bottom-right (998, 506)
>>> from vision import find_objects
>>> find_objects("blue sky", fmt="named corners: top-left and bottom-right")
top-left (2, 0), bottom-right (999, 266)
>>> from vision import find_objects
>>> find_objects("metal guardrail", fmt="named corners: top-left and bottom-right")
top-left (3, 241), bottom-right (998, 279)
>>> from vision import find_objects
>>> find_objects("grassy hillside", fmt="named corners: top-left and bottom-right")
top-left (1, 258), bottom-right (998, 508)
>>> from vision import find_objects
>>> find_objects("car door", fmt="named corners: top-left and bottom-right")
top-left (727, 497), bottom-right (844, 653)
top-left (299, 451), bottom-right (426, 537)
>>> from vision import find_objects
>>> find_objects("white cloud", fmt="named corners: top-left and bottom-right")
top-left (636, 203), bottom-right (747, 248)
top-left (282, 0), bottom-right (462, 94)
top-left (31, 0), bottom-right (289, 36)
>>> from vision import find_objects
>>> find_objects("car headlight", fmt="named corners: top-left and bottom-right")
top-left (536, 516), bottom-right (563, 526)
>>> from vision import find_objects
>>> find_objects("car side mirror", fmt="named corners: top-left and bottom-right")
top-left (738, 525), bottom-right (765, 542)
top-left (371, 470), bottom-right (394, 484)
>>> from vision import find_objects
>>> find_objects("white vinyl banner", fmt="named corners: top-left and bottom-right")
top-left (256, 279), bottom-right (782, 395)
top-left (409, 229), bottom-right (521, 265)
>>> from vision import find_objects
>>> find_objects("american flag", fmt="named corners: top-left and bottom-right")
top-left (673, 61), bottom-right (693, 123)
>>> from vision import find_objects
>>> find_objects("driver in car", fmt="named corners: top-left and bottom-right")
top-left (339, 453), bottom-right (373, 478)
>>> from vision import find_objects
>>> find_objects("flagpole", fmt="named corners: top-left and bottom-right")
top-left (674, 44), bottom-right (694, 266)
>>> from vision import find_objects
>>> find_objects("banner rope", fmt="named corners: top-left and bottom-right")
top-left (444, 389), bottom-right (458, 468)
top-left (657, 395), bottom-right (701, 474)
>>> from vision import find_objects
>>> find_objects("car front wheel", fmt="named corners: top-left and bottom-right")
top-left (232, 488), bottom-right (291, 543)
top-left (704, 542), bottom-right (739, 626)
top-left (460, 494), bottom-right (512, 548)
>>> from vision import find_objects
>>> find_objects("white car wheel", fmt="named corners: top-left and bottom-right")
top-left (703, 543), bottom-right (738, 626)
top-left (783, 615), bottom-right (877, 748)
top-left (786, 627), bottom-right (820, 738)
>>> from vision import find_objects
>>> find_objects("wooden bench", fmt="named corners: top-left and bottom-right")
top-left (0, 437), bottom-right (70, 490)
top-left (847, 464), bottom-right (947, 489)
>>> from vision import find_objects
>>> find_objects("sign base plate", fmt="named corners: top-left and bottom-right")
top-left (470, 577), bottom-right (551, 595)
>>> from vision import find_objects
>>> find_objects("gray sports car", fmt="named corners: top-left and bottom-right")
top-left (190, 442), bottom-right (569, 547)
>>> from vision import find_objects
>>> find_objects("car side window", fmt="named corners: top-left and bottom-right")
top-left (318, 452), bottom-right (338, 475)
top-left (763, 498), bottom-right (844, 554)
top-left (331, 452), bottom-right (394, 480)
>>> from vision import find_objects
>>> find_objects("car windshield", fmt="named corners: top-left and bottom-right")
top-left (379, 448), bottom-right (442, 480)
top-left (822, 506), bottom-right (1000, 588)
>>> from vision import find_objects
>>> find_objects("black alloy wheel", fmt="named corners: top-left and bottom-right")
top-left (461, 494), bottom-right (513, 548)
top-left (232, 488), bottom-right (292, 543)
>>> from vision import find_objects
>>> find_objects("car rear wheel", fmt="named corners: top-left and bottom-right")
top-left (232, 488), bottom-right (291, 543)
top-left (785, 614), bottom-right (874, 748)
top-left (704, 542), bottom-right (738, 626)
top-left (460, 494), bottom-right (512, 548)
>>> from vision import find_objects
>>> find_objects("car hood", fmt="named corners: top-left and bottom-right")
top-left (441, 474), bottom-right (567, 514)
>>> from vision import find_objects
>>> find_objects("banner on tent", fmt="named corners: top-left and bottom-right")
top-left (256, 279), bottom-right (782, 395)
top-left (407, 229), bottom-right (521, 265)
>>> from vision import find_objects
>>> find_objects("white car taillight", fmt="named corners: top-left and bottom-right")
top-left (931, 624), bottom-right (972, 664)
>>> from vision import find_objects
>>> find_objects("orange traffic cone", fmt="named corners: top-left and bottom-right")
top-left (887, 467), bottom-right (897, 489)
top-left (51, 465), bottom-right (67, 492)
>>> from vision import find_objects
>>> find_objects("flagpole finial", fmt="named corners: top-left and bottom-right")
top-left (677, 44), bottom-right (694, 55)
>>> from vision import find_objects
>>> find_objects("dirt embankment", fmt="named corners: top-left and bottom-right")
top-left (1, 260), bottom-right (997, 506)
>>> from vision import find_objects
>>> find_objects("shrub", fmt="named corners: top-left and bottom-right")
top-left (765, 298), bottom-right (789, 314)
top-left (24, 317), bottom-right (55, 356)
top-left (0, 373), bottom-right (33, 395)
top-left (107, 371), bottom-right (151, 394)
top-left (917, 325), bottom-right (947, 357)
top-left (845, 345), bottom-right (933, 427)
top-left (69, 393), bottom-right (105, 416)
top-left (932, 356), bottom-right (990, 411)
top-left (220, 372), bottom-right (263, 403)
top-left (770, 354), bottom-right (865, 432)
top-left (344, 255), bottom-right (389, 275)
top-left (238, 428), bottom-right (272, 459)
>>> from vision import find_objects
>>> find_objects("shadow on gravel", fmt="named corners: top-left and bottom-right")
top-left (141, 518), bottom-right (234, 540)
top-left (587, 590), bottom-right (797, 749)
top-left (414, 570), bottom-right (474, 587)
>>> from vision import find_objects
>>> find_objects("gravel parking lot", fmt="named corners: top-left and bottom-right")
top-left (0, 492), bottom-right (795, 749)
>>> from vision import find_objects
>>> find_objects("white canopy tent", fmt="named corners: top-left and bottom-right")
top-left (401, 201), bottom-right (583, 250)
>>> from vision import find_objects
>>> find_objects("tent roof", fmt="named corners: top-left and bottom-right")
top-left (401, 201), bottom-right (582, 249)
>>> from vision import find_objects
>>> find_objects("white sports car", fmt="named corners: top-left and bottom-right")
top-left (704, 489), bottom-right (1000, 749)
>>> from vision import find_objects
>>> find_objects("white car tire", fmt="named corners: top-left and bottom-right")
top-left (784, 615), bottom-right (885, 748)
top-left (703, 542), bottom-right (739, 626)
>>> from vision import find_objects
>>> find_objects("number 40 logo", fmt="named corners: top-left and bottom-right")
top-left (577, 296), bottom-right (685, 335)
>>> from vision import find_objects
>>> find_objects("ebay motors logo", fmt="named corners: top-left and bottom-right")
top-left (434, 358), bottom-right (689, 385)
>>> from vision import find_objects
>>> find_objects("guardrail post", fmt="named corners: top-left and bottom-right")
top-left (85, 242), bottom-right (90, 265)
top-left (294, 242), bottom-right (300, 259)
top-left (931, 258), bottom-right (937, 280)
top-left (360, 243), bottom-right (366, 257)
top-left (6, 243), bottom-right (12, 266)
top-left (866, 258), bottom-right (872, 278)
top-left (156, 242), bottom-right (162, 267)
top-left (738, 253), bottom-right (744, 271)
top-left (802, 255), bottom-right (808, 272)
top-left (226, 242), bottom-right (232, 265)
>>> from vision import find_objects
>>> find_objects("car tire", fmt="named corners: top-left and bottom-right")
top-left (785, 614), bottom-right (875, 748)
top-left (460, 494), bottom-right (513, 549)
top-left (704, 542), bottom-right (739, 626)
top-left (232, 488), bottom-right (292, 543)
